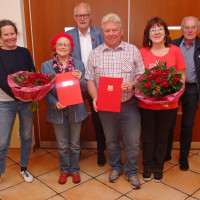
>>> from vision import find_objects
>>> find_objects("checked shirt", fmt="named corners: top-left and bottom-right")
top-left (85, 41), bottom-right (144, 102)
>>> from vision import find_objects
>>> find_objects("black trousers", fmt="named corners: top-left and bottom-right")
top-left (83, 91), bottom-right (106, 152)
top-left (167, 83), bottom-right (199, 158)
top-left (140, 108), bottom-right (177, 172)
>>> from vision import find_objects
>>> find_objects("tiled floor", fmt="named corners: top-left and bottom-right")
top-left (0, 148), bottom-right (200, 200)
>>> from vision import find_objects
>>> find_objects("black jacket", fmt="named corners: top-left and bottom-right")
top-left (172, 36), bottom-right (200, 100)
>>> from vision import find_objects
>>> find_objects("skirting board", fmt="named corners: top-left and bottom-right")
top-left (40, 141), bottom-right (200, 149)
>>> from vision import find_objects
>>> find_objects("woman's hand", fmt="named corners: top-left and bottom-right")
top-left (121, 82), bottom-right (134, 93)
top-left (56, 102), bottom-right (66, 110)
top-left (72, 70), bottom-right (82, 80)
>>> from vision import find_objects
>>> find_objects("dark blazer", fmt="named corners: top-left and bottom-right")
top-left (66, 26), bottom-right (104, 61)
top-left (172, 36), bottom-right (200, 100)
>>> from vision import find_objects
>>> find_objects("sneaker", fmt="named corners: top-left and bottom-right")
top-left (109, 170), bottom-right (122, 183)
top-left (179, 157), bottom-right (189, 171)
top-left (126, 175), bottom-right (141, 189)
top-left (72, 173), bottom-right (81, 183)
top-left (20, 170), bottom-right (33, 183)
top-left (58, 173), bottom-right (68, 184)
top-left (153, 172), bottom-right (163, 182)
top-left (97, 151), bottom-right (106, 167)
top-left (142, 170), bottom-right (152, 181)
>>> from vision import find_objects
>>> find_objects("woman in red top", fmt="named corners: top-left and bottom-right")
top-left (139, 17), bottom-right (186, 182)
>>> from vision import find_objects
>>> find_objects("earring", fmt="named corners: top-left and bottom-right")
top-left (148, 39), bottom-right (151, 46)
top-left (164, 37), bottom-right (167, 44)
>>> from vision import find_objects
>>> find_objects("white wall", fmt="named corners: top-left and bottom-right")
top-left (0, 0), bottom-right (26, 47)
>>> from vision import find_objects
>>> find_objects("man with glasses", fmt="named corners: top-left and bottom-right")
top-left (66, 3), bottom-right (106, 167)
top-left (166, 16), bottom-right (200, 171)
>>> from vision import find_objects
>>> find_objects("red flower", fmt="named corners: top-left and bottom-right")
top-left (161, 79), bottom-right (169, 87)
top-left (160, 70), bottom-right (169, 78)
top-left (172, 76), bottom-right (180, 82)
top-left (92, 38), bottom-right (95, 41)
top-left (155, 77), bottom-right (161, 83)
top-left (145, 82), bottom-right (152, 89)
top-left (147, 73), bottom-right (155, 80)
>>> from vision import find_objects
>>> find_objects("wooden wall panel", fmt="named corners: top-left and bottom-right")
top-left (27, 0), bottom-right (128, 143)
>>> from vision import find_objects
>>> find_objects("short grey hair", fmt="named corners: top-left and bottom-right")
top-left (74, 3), bottom-right (91, 15)
top-left (181, 16), bottom-right (200, 28)
top-left (102, 13), bottom-right (122, 29)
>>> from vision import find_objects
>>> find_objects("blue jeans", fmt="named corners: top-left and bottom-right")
top-left (0, 101), bottom-right (33, 174)
top-left (98, 97), bottom-right (141, 178)
top-left (53, 106), bottom-right (81, 174)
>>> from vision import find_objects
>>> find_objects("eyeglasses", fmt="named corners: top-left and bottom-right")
top-left (75, 14), bottom-right (90, 19)
top-left (183, 26), bottom-right (198, 31)
top-left (150, 27), bottom-right (164, 33)
top-left (56, 43), bottom-right (71, 49)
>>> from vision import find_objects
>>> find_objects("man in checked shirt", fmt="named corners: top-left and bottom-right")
top-left (85, 13), bottom-right (145, 189)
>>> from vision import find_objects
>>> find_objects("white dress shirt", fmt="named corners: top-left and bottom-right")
top-left (79, 27), bottom-right (92, 66)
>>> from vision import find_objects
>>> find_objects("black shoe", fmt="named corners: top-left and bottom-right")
top-left (97, 151), bottom-right (106, 167)
top-left (164, 154), bottom-right (172, 162)
top-left (153, 172), bottom-right (163, 182)
top-left (142, 170), bottom-right (152, 181)
top-left (179, 157), bottom-right (189, 171)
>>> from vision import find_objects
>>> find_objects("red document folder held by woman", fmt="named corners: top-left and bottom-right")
top-left (55, 71), bottom-right (83, 106)
top-left (97, 77), bottom-right (123, 112)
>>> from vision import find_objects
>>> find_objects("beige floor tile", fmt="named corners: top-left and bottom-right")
top-left (189, 155), bottom-right (200, 174)
top-left (5, 157), bottom-right (15, 167)
top-left (190, 150), bottom-right (200, 154)
top-left (48, 195), bottom-right (66, 200)
top-left (192, 189), bottom-right (200, 199)
top-left (79, 154), bottom-right (111, 176)
top-left (127, 181), bottom-right (187, 200)
top-left (162, 166), bottom-right (200, 195)
top-left (0, 165), bottom-right (23, 190)
top-left (28, 154), bottom-right (60, 176)
top-left (51, 150), bottom-right (59, 157)
top-left (7, 148), bottom-right (48, 164)
top-left (0, 179), bottom-right (55, 200)
top-left (168, 150), bottom-right (193, 165)
top-left (96, 171), bottom-right (132, 194)
top-left (38, 169), bottom-right (92, 193)
top-left (61, 179), bottom-right (121, 200)
top-left (43, 148), bottom-right (57, 153)
top-left (80, 149), bottom-right (96, 159)
top-left (117, 196), bottom-right (132, 200)
top-left (7, 148), bottom-right (20, 163)
top-left (29, 148), bottom-right (47, 159)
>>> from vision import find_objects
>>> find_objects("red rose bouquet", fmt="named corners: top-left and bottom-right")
top-left (7, 71), bottom-right (55, 111)
top-left (135, 61), bottom-right (185, 105)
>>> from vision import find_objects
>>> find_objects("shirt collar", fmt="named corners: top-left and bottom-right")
top-left (102, 40), bottom-right (124, 51)
top-left (78, 27), bottom-right (90, 37)
top-left (182, 38), bottom-right (195, 47)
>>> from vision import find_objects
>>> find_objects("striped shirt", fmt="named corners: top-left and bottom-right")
top-left (85, 41), bottom-right (145, 102)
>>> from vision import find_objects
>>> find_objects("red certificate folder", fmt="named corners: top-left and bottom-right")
top-left (55, 71), bottom-right (83, 106)
top-left (97, 77), bottom-right (123, 112)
